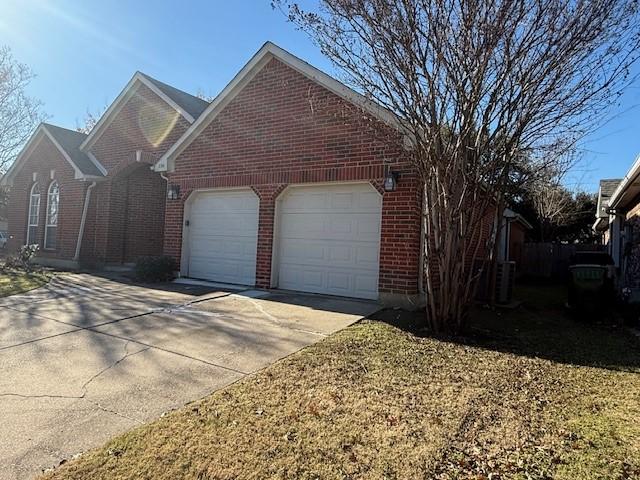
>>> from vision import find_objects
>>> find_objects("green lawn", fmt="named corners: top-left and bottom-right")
top-left (41, 284), bottom-right (640, 480)
top-left (0, 269), bottom-right (51, 297)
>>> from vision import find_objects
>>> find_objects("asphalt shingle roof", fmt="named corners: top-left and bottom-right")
top-left (138, 72), bottom-right (209, 120)
top-left (600, 179), bottom-right (622, 198)
top-left (597, 178), bottom-right (622, 218)
top-left (43, 123), bottom-right (104, 177)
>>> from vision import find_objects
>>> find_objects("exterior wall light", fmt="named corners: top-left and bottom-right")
top-left (167, 184), bottom-right (180, 200)
top-left (384, 171), bottom-right (399, 192)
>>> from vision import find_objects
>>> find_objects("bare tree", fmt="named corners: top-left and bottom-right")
top-left (530, 176), bottom-right (573, 242)
top-left (0, 46), bottom-right (47, 173)
top-left (275, 0), bottom-right (640, 332)
top-left (76, 105), bottom-right (108, 134)
top-left (195, 88), bottom-right (215, 103)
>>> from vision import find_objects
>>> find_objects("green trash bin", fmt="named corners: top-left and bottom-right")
top-left (568, 265), bottom-right (608, 310)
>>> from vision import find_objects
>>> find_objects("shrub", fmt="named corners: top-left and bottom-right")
top-left (4, 244), bottom-right (40, 272)
top-left (134, 256), bottom-right (177, 283)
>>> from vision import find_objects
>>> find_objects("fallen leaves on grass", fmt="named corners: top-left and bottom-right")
top-left (41, 285), bottom-right (640, 480)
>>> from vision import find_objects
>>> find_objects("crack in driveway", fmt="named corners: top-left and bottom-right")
top-left (0, 341), bottom-right (150, 401)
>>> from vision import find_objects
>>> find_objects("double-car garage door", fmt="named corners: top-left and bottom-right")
top-left (185, 183), bottom-right (382, 300)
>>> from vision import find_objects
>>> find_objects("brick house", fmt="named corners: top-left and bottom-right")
top-left (596, 158), bottom-right (640, 290)
top-left (4, 42), bottom-right (517, 306)
top-left (2, 72), bottom-right (208, 269)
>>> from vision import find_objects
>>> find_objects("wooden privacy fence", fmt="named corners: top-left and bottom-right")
top-left (520, 243), bottom-right (604, 279)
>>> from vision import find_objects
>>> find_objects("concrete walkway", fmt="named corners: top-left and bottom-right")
top-left (0, 274), bottom-right (379, 480)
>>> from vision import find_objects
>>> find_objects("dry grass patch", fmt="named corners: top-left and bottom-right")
top-left (42, 284), bottom-right (640, 480)
top-left (0, 269), bottom-right (51, 297)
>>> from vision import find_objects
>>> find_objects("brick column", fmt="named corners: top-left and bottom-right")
top-left (252, 184), bottom-right (287, 288)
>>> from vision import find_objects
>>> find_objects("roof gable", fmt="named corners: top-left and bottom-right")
top-left (80, 72), bottom-right (208, 152)
top-left (44, 124), bottom-right (105, 177)
top-left (1, 123), bottom-right (106, 187)
top-left (597, 178), bottom-right (622, 218)
top-left (154, 42), bottom-right (401, 172)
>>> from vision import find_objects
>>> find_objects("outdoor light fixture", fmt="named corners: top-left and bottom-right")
top-left (384, 170), bottom-right (399, 192)
top-left (167, 184), bottom-right (180, 200)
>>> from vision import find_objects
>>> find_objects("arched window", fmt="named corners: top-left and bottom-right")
top-left (44, 181), bottom-right (59, 250)
top-left (27, 183), bottom-right (41, 245)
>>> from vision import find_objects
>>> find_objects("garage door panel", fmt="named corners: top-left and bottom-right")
top-left (190, 237), bottom-right (254, 257)
top-left (355, 275), bottom-right (378, 295)
top-left (279, 267), bottom-right (377, 298)
top-left (331, 192), bottom-right (355, 209)
top-left (280, 214), bottom-right (380, 241)
top-left (187, 190), bottom-right (258, 285)
top-left (356, 245), bottom-right (380, 266)
top-left (191, 214), bottom-right (257, 234)
top-left (189, 257), bottom-right (255, 285)
top-left (277, 183), bottom-right (381, 300)
top-left (280, 239), bottom-right (378, 269)
top-left (358, 191), bottom-right (382, 209)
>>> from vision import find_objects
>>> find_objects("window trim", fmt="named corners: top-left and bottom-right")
top-left (26, 182), bottom-right (41, 246)
top-left (44, 181), bottom-right (59, 250)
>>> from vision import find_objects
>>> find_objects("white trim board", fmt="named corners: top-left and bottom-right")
top-left (154, 41), bottom-right (402, 173)
top-left (79, 72), bottom-right (197, 153)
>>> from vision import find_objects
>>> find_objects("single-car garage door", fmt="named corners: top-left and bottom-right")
top-left (276, 183), bottom-right (382, 300)
top-left (186, 189), bottom-right (259, 285)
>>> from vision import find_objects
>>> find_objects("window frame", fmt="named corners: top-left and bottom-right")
top-left (44, 181), bottom-right (59, 250)
top-left (26, 182), bottom-right (41, 246)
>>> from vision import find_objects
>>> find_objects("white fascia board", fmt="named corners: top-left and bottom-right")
top-left (154, 41), bottom-right (402, 173)
top-left (80, 73), bottom-right (195, 153)
top-left (610, 152), bottom-right (640, 209)
top-left (86, 151), bottom-right (108, 176)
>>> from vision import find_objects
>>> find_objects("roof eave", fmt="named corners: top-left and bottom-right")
top-left (610, 153), bottom-right (640, 210)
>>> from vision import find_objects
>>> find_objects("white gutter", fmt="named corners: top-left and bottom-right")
top-left (74, 182), bottom-right (96, 262)
top-left (610, 152), bottom-right (640, 209)
top-left (592, 217), bottom-right (604, 233)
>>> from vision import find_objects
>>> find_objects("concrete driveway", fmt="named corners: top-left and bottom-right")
top-left (0, 274), bottom-right (378, 480)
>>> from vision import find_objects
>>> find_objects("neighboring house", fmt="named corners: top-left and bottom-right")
top-left (498, 208), bottom-right (533, 267)
top-left (1, 73), bottom-right (208, 269)
top-left (593, 178), bottom-right (622, 250)
top-left (4, 41), bottom-right (515, 306)
top-left (598, 156), bottom-right (640, 288)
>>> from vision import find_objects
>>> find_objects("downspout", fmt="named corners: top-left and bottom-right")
top-left (73, 182), bottom-right (96, 262)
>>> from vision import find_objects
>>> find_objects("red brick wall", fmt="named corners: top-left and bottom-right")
top-left (89, 83), bottom-right (191, 172)
top-left (163, 58), bottom-right (422, 296)
top-left (78, 81), bottom-right (187, 264)
top-left (7, 135), bottom-right (87, 261)
top-left (79, 163), bottom-right (166, 265)
top-left (122, 164), bottom-right (166, 262)
top-left (509, 222), bottom-right (526, 265)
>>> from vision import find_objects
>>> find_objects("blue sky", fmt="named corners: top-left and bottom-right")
top-left (2, 0), bottom-right (639, 193)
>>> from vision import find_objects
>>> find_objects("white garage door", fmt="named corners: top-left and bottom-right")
top-left (276, 183), bottom-right (382, 299)
top-left (186, 189), bottom-right (259, 285)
